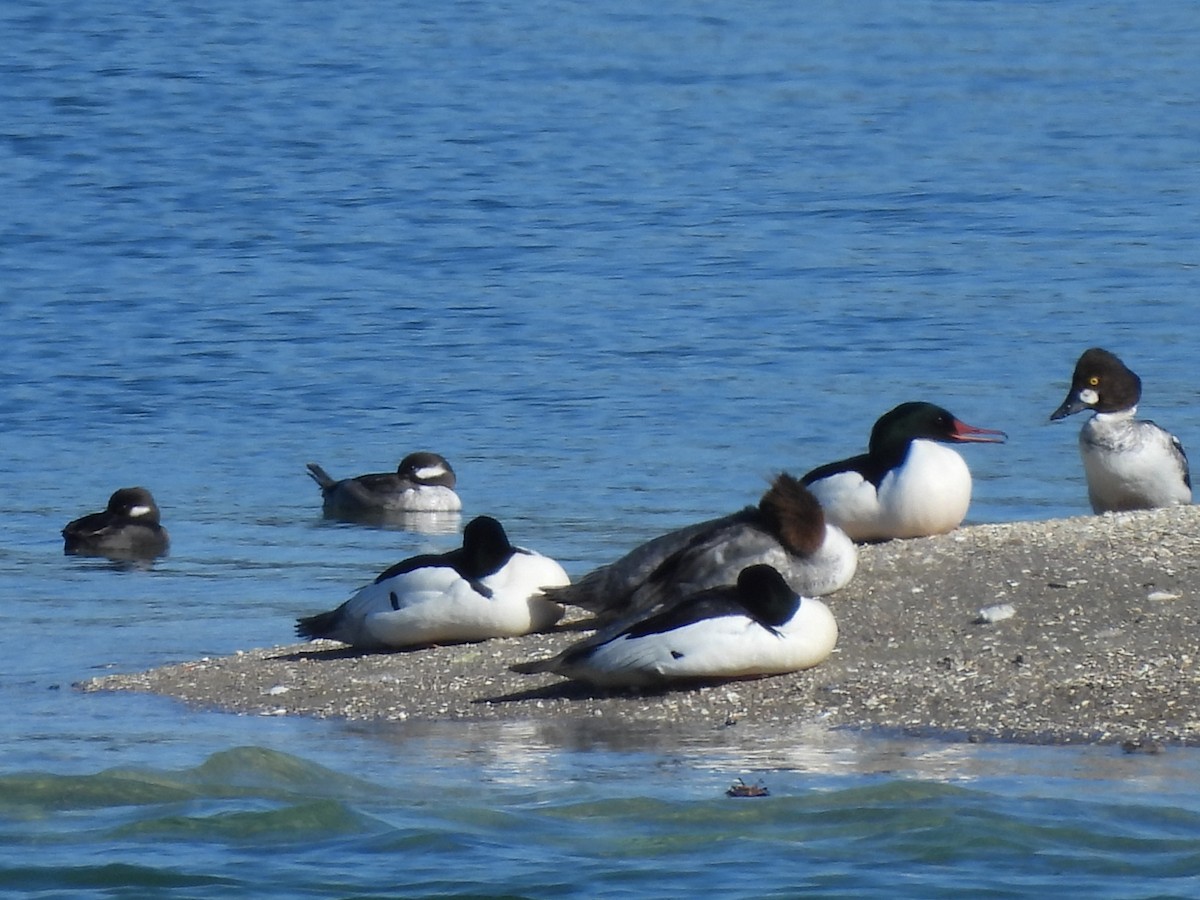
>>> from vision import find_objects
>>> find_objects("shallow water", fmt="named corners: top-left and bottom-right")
top-left (6, 719), bottom-right (1200, 899)
top-left (3, 0), bottom-right (1200, 895)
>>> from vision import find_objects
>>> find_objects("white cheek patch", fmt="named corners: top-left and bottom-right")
top-left (415, 465), bottom-right (447, 480)
top-left (128, 505), bottom-right (152, 518)
top-left (1079, 388), bottom-right (1100, 405)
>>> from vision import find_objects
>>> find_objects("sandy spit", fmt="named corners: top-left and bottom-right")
top-left (80, 506), bottom-right (1200, 747)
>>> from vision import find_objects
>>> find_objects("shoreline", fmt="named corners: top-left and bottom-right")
top-left (80, 506), bottom-right (1200, 747)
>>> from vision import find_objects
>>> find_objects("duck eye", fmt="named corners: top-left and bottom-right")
top-left (1088, 376), bottom-right (1099, 386)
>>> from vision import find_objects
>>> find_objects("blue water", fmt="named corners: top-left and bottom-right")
top-left (3, 0), bottom-right (1199, 895)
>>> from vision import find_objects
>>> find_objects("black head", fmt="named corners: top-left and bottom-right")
top-left (869, 402), bottom-right (1007, 456)
top-left (105, 487), bottom-right (162, 524)
top-left (735, 564), bottom-right (801, 627)
top-left (459, 515), bottom-right (515, 576)
top-left (397, 451), bottom-right (457, 488)
top-left (1050, 347), bottom-right (1141, 420)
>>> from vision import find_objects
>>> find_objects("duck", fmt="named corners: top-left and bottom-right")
top-left (800, 401), bottom-right (1006, 542)
top-left (1050, 347), bottom-right (1191, 513)
top-left (295, 515), bottom-right (569, 650)
top-left (306, 451), bottom-right (462, 522)
top-left (542, 473), bottom-right (856, 624)
top-left (62, 486), bottom-right (169, 560)
top-left (510, 564), bottom-right (838, 688)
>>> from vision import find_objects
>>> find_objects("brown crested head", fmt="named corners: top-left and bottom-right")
top-left (757, 472), bottom-right (826, 557)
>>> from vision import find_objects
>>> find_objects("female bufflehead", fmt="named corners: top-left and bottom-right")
top-left (306, 451), bottom-right (462, 522)
top-left (295, 515), bottom-right (569, 650)
top-left (62, 487), bottom-right (169, 560)
top-left (800, 401), bottom-right (1006, 542)
top-left (511, 564), bottom-right (837, 688)
top-left (1050, 347), bottom-right (1191, 513)
top-left (543, 473), bottom-right (856, 623)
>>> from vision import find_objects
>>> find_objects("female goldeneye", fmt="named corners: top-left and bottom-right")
top-left (306, 451), bottom-right (462, 523)
top-left (1050, 347), bottom-right (1191, 513)
top-left (511, 564), bottom-right (837, 688)
top-left (800, 401), bottom-right (1006, 542)
top-left (542, 473), bottom-right (856, 623)
top-left (62, 487), bottom-right (169, 560)
top-left (295, 515), bottom-right (569, 650)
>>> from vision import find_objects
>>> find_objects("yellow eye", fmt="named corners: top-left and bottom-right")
top-left (1088, 376), bottom-right (1099, 386)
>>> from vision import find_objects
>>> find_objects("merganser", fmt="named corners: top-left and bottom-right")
top-left (62, 487), bottom-right (169, 560)
top-left (295, 515), bottom-right (569, 650)
top-left (542, 473), bottom-right (856, 623)
top-left (1050, 347), bottom-right (1191, 513)
top-left (306, 451), bottom-right (462, 523)
top-left (510, 564), bottom-right (837, 688)
top-left (800, 401), bottom-right (1006, 542)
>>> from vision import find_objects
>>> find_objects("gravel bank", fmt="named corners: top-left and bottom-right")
top-left (80, 506), bottom-right (1200, 746)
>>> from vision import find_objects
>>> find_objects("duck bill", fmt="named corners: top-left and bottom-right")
top-left (950, 420), bottom-right (1007, 443)
top-left (1049, 395), bottom-right (1085, 421)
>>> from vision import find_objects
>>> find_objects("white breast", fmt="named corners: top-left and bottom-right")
top-left (342, 552), bottom-right (570, 648)
top-left (391, 484), bottom-right (463, 512)
top-left (809, 441), bottom-right (972, 541)
top-left (563, 595), bottom-right (838, 687)
top-left (874, 441), bottom-right (973, 539)
top-left (1079, 415), bottom-right (1192, 512)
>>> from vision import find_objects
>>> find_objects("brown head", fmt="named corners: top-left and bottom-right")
top-left (757, 472), bottom-right (827, 557)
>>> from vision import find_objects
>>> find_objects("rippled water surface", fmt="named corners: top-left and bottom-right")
top-left (3, 0), bottom-right (1199, 895)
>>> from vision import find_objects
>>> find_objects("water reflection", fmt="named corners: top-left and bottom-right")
top-left (376, 510), bottom-right (463, 536)
top-left (313, 509), bottom-right (464, 536)
top-left (342, 717), bottom-right (1196, 798)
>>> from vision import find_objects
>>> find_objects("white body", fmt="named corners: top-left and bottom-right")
top-left (322, 550), bottom-right (569, 649)
top-left (334, 482), bottom-right (461, 514)
top-left (807, 440), bottom-right (972, 541)
top-left (1079, 410), bottom-right (1192, 513)
top-left (552, 596), bottom-right (838, 688)
top-left (386, 484), bottom-right (462, 513)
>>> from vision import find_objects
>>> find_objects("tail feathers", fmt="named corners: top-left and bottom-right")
top-left (509, 657), bottom-right (558, 675)
top-left (306, 463), bottom-right (336, 490)
top-left (539, 584), bottom-right (571, 604)
top-left (296, 608), bottom-right (343, 641)
top-left (539, 578), bottom-right (607, 613)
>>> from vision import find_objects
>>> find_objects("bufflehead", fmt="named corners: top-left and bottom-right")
top-left (800, 401), bottom-right (1006, 542)
top-left (306, 451), bottom-right (462, 522)
top-left (1050, 347), bottom-right (1191, 513)
top-left (511, 564), bottom-right (837, 688)
top-left (62, 487), bottom-right (169, 560)
top-left (295, 515), bottom-right (569, 650)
